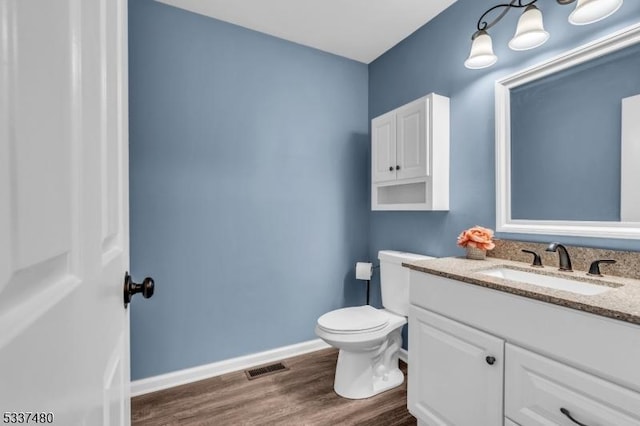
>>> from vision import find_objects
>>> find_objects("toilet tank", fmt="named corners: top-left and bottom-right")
top-left (378, 250), bottom-right (434, 316)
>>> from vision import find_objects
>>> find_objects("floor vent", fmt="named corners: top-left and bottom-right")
top-left (245, 362), bottom-right (289, 380)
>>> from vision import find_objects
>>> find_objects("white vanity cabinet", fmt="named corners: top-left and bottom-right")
top-left (408, 271), bottom-right (640, 426)
top-left (371, 93), bottom-right (449, 211)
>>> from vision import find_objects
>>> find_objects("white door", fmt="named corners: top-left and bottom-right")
top-left (396, 98), bottom-right (428, 180)
top-left (371, 110), bottom-right (397, 183)
top-left (408, 306), bottom-right (504, 426)
top-left (0, 0), bottom-right (133, 424)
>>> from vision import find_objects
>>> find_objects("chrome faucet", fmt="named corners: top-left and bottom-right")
top-left (546, 242), bottom-right (573, 272)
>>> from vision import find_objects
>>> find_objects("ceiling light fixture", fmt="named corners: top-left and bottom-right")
top-left (465, 0), bottom-right (624, 69)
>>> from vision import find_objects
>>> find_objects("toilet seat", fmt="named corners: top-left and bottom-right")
top-left (317, 305), bottom-right (389, 334)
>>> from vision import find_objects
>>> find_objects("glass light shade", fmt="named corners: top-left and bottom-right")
top-left (464, 30), bottom-right (498, 69)
top-left (508, 5), bottom-right (550, 51)
top-left (569, 0), bottom-right (623, 25)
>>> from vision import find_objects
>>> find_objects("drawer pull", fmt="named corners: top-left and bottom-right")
top-left (560, 408), bottom-right (591, 426)
top-left (485, 356), bottom-right (496, 365)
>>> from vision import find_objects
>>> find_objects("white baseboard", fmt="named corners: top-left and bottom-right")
top-left (399, 348), bottom-right (408, 364)
top-left (130, 339), bottom-right (331, 397)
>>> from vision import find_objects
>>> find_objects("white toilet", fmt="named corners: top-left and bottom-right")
top-left (315, 250), bottom-right (433, 399)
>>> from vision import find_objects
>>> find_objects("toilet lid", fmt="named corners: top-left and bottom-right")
top-left (317, 306), bottom-right (389, 334)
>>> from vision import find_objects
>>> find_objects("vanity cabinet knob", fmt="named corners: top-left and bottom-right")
top-left (396, 165), bottom-right (401, 170)
top-left (485, 356), bottom-right (496, 365)
top-left (389, 166), bottom-right (394, 172)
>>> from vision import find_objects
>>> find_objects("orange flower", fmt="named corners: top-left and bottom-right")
top-left (457, 226), bottom-right (495, 251)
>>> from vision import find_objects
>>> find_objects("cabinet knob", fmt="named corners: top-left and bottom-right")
top-left (560, 408), bottom-right (591, 426)
top-left (485, 356), bottom-right (496, 365)
top-left (396, 165), bottom-right (400, 170)
top-left (389, 166), bottom-right (394, 172)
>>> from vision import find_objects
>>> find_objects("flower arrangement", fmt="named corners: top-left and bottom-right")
top-left (457, 226), bottom-right (495, 259)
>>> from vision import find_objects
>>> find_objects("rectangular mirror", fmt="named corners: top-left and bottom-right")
top-left (496, 22), bottom-right (640, 239)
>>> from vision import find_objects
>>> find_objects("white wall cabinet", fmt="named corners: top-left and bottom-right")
top-left (371, 94), bottom-right (449, 211)
top-left (408, 271), bottom-right (640, 426)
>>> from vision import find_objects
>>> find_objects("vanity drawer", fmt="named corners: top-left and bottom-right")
top-left (505, 344), bottom-right (640, 426)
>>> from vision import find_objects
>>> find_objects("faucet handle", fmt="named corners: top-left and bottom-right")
top-left (587, 259), bottom-right (616, 277)
top-left (521, 249), bottom-right (543, 267)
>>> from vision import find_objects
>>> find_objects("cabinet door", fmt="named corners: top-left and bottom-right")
top-left (372, 111), bottom-right (397, 183)
top-left (396, 98), bottom-right (428, 180)
top-left (408, 306), bottom-right (504, 426)
top-left (506, 344), bottom-right (640, 426)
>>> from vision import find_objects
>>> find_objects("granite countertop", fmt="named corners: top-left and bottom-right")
top-left (403, 257), bottom-right (640, 325)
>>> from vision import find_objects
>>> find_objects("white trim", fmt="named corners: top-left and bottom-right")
top-left (495, 21), bottom-right (640, 240)
top-left (130, 339), bottom-right (331, 397)
top-left (399, 348), bottom-right (409, 364)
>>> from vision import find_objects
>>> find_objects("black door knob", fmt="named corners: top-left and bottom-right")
top-left (396, 165), bottom-right (400, 170)
top-left (485, 356), bottom-right (496, 365)
top-left (124, 272), bottom-right (155, 308)
top-left (389, 166), bottom-right (393, 171)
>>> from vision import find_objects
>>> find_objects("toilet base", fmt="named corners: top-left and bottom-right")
top-left (333, 329), bottom-right (404, 399)
top-left (334, 364), bottom-right (404, 400)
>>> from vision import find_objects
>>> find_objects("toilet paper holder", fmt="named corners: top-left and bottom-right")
top-left (355, 262), bottom-right (379, 305)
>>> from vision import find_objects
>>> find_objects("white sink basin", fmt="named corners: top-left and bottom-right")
top-left (479, 267), bottom-right (611, 295)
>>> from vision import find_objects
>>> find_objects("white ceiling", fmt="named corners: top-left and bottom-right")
top-left (155, 0), bottom-right (458, 64)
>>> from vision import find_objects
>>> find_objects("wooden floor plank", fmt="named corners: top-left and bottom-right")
top-left (132, 348), bottom-right (416, 426)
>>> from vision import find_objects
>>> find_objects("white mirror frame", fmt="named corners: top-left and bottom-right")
top-left (495, 22), bottom-right (640, 240)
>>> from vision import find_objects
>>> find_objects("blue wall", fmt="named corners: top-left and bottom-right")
top-left (129, 0), bottom-right (369, 380)
top-left (511, 42), bottom-right (640, 221)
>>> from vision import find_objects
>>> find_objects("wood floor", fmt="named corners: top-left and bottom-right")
top-left (132, 348), bottom-right (416, 426)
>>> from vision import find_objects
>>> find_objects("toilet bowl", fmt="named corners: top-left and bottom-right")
top-left (315, 250), bottom-right (433, 399)
top-left (315, 305), bottom-right (407, 399)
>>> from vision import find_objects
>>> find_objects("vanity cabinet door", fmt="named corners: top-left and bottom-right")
top-left (408, 306), bottom-right (504, 426)
top-left (505, 344), bottom-right (640, 426)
